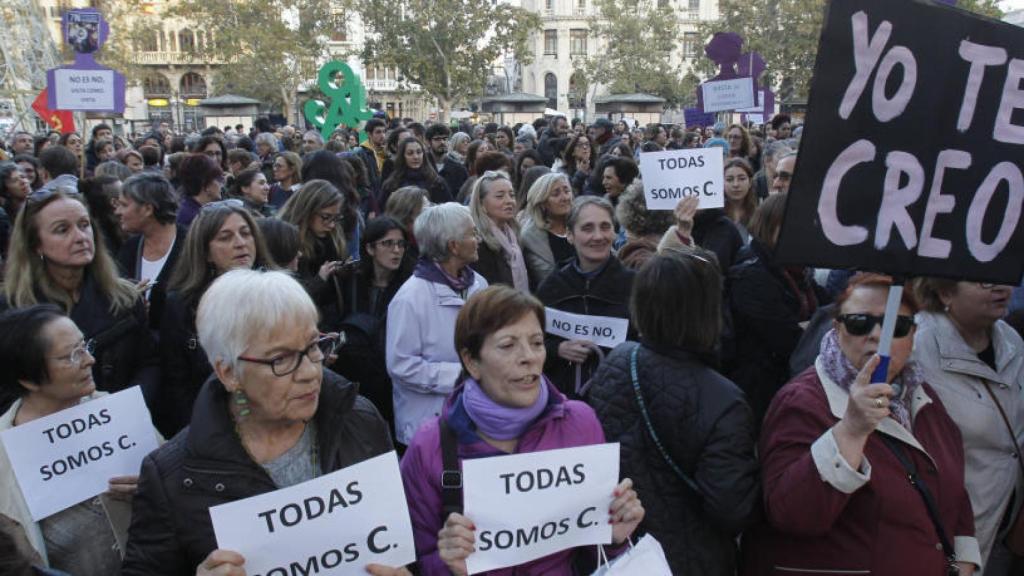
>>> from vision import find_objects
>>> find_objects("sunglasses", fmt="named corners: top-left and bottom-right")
top-left (837, 314), bottom-right (915, 338)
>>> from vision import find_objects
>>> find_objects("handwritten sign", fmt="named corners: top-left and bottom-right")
top-left (775, 0), bottom-right (1024, 284)
top-left (210, 452), bottom-right (414, 576)
top-left (544, 308), bottom-right (630, 348)
top-left (637, 148), bottom-right (724, 210)
top-left (462, 443), bottom-right (619, 574)
top-left (0, 387), bottom-right (159, 520)
top-left (701, 77), bottom-right (755, 113)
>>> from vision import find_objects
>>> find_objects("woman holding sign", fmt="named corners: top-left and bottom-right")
top-left (536, 196), bottom-right (634, 397)
top-left (750, 273), bottom-right (980, 576)
top-left (122, 270), bottom-right (396, 576)
top-left (0, 305), bottom-right (136, 575)
top-left (400, 285), bottom-right (644, 575)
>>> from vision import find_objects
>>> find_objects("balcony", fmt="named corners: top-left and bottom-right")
top-left (132, 52), bottom-right (220, 66)
top-left (365, 78), bottom-right (400, 91)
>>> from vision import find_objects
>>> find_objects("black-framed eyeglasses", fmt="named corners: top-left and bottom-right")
top-left (775, 171), bottom-right (793, 181)
top-left (317, 211), bottom-right (344, 224)
top-left (237, 334), bottom-right (342, 377)
top-left (837, 314), bottom-right (915, 338)
top-left (202, 198), bottom-right (244, 212)
top-left (375, 238), bottom-right (407, 250)
top-left (50, 339), bottom-right (95, 368)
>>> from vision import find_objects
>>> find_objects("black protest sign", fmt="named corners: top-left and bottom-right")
top-left (775, 0), bottom-right (1024, 284)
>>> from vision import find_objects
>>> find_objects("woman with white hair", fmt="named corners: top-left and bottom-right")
top-left (122, 269), bottom-right (396, 576)
top-left (518, 172), bottom-right (574, 289)
top-left (386, 203), bottom-right (488, 446)
top-left (468, 171), bottom-right (528, 291)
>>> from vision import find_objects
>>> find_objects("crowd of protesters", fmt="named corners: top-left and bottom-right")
top-left (0, 109), bottom-right (1021, 576)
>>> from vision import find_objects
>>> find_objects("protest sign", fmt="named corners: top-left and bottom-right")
top-left (46, 9), bottom-right (126, 113)
top-left (544, 308), bottom-right (630, 348)
top-left (775, 0), bottom-right (1024, 284)
top-left (637, 148), bottom-right (724, 210)
top-left (1, 387), bottom-right (159, 520)
top-left (701, 77), bottom-right (756, 113)
top-left (462, 443), bottom-right (619, 574)
top-left (683, 107), bottom-right (717, 128)
top-left (210, 452), bottom-right (414, 576)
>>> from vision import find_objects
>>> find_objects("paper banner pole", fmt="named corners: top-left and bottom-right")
top-left (870, 281), bottom-right (905, 394)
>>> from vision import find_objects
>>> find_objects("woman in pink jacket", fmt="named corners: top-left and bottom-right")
top-left (400, 285), bottom-right (644, 575)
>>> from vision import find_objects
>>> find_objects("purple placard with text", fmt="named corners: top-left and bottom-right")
top-left (47, 9), bottom-right (126, 113)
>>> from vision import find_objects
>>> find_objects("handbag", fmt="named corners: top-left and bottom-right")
top-left (590, 534), bottom-right (672, 576)
top-left (980, 380), bottom-right (1024, 555)
top-left (628, 344), bottom-right (702, 497)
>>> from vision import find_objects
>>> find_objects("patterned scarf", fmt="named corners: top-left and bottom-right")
top-left (819, 328), bottom-right (922, 431)
top-left (413, 257), bottom-right (474, 294)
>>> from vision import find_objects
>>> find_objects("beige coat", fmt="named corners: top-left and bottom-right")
top-left (913, 311), bottom-right (1024, 569)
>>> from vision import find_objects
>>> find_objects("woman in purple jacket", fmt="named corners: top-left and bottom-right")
top-left (400, 285), bottom-right (644, 575)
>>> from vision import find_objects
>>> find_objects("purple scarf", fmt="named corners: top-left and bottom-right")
top-left (819, 328), bottom-right (922, 431)
top-left (414, 257), bottom-right (475, 293)
top-left (462, 376), bottom-right (550, 440)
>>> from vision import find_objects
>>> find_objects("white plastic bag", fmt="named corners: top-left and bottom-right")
top-left (590, 534), bottom-right (672, 576)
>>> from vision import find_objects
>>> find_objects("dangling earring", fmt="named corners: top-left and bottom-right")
top-left (234, 388), bottom-right (251, 418)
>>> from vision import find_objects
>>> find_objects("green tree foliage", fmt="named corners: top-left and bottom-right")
top-left (578, 0), bottom-right (697, 108)
top-left (345, 0), bottom-right (541, 120)
top-left (696, 0), bottom-right (1004, 102)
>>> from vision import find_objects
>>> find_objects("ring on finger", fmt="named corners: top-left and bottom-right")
top-left (874, 397), bottom-right (884, 408)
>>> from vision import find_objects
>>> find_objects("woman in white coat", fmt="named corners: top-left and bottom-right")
top-left (386, 203), bottom-right (488, 446)
top-left (913, 278), bottom-right (1024, 575)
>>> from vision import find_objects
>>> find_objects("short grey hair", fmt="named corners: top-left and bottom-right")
top-left (95, 161), bottom-right (133, 181)
top-left (196, 269), bottom-right (318, 374)
top-left (567, 195), bottom-right (616, 231)
top-left (122, 172), bottom-right (178, 225)
top-left (255, 132), bottom-right (278, 149)
top-left (515, 134), bottom-right (535, 149)
top-left (303, 130), bottom-right (324, 144)
top-left (762, 141), bottom-right (793, 165)
top-left (414, 202), bottom-right (474, 262)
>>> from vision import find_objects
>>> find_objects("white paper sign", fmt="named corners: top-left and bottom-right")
top-left (54, 69), bottom-right (115, 110)
top-left (701, 77), bottom-right (756, 113)
top-left (463, 443), bottom-right (619, 574)
top-left (210, 452), bottom-right (414, 576)
top-left (737, 90), bottom-right (766, 114)
top-left (544, 308), bottom-right (630, 348)
top-left (638, 148), bottom-right (725, 211)
top-left (746, 114), bottom-right (766, 125)
top-left (0, 386), bottom-right (159, 520)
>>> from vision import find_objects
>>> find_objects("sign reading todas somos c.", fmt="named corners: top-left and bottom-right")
top-left (462, 443), bottom-right (619, 574)
top-left (209, 452), bottom-right (414, 576)
top-left (775, 0), bottom-right (1024, 284)
top-left (638, 148), bottom-right (725, 211)
top-left (0, 387), bottom-right (159, 520)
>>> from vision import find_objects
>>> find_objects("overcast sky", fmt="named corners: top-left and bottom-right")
top-left (1001, 0), bottom-right (1024, 12)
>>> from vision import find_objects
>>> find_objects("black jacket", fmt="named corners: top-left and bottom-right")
top-left (380, 169), bottom-right (452, 209)
top-left (472, 242), bottom-right (514, 288)
top-left (693, 210), bottom-right (743, 273)
top-left (535, 257), bottom-right (635, 397)
top-left (726, 240), bottom-right (827, 429)
top-left (115, 225), bottom-right (187, 331)
top-left (158, 290), bottom-right (212, 436)
top-left (296, 236), bottom-right (346, 330)
top-left (438, 156), bottom-right (469, 200)
top-left (355, 145), bottom-right (384, 213)
top-left (121, 371), bottom-right (394, 576)
top-left (587, 342), bottom-right (760, 576)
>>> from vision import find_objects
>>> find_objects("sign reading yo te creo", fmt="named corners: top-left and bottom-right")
top-left (776, 0), bottom-right (1024, 284)
top-left (46, 9), bottom-right (126, 113)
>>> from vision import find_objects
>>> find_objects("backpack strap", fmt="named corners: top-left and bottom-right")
top-left (439, 417), bottom-right (463, 517)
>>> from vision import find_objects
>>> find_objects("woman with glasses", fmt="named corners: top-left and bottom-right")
top-left (468, 171), bottom-right (528, 291)
top-left (1, 188), bottom-right (157, 406)
top-left (748, 273), bottom-right (979, 576)
top-left (175, 154), bottom-right (224, 229)
top-left (195, 136), bottom-right (227, 171)
top-left (384, 186), bottom-right (429, 260)
top-left (559, 134), bottom-right (596, 197)
top-left (912, 278), bottom-right (1024, 574)
top-left (159, 200), bottom-right (274, 435)
top-left (0, 305), bottom-right (141, 575)
top-left (268, 151), bottom-right (302, 209)
top-left (123, 270), bottom-right (397, 576)
top-left (301, 150), bottom-right (363, 260)
top-left (727, 193), bottom-right (827, 429)
top-left (381, 137), bottom-right (452, 209)
top-left (386, 203), bottom-right (488, 447)
top-left (335, 217), bottom-right (414, 428)
top-left (279, 179), bottom-right (351, 330)
top-left (587, 250), bottom-right (759, 575)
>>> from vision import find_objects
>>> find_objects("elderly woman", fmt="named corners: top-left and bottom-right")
top-left (0, 306), bottom-right (140, 575)
top-left (401, 285), bottom-right (644, 575)
top-left (519, 173), bottom-right (574, 289)
top-left (588, 251), bottom-right (759, 575)
top-left (536, 196), bottom-right (634, 397)
top-left (122, 270), bottom-right (396, 576)
top-left (1, 188), bottom-right (157, 403)
top-left (749, 273), bottom-right (980, 575)
top-left (386, 203), bottom-right (488, 446)
top-left (159, 201), bottom-right (274, 435)
top-left (115, 173), bottom-right (185, 331)
top-left (176, 154), bottom-right (223, 228)
top-left (913, 278), bottom-right (1024, 573)
top-left (468, 171), bottom-right (528, 291)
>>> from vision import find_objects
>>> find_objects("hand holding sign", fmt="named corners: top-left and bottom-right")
top-left (638, 149), bottom-right (724, 211)
top-left (674, 195), bottom-right (700, 239)
top-left (196, 549), bottom-right (246, 576)
top-left (437, 513), bottom-right (476, 576)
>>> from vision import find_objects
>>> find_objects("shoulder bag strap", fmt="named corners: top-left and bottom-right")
top-left (878, 434), bottom-right (956, 563)
top-left (438, 417), bottom-right (463, 517)
top-left (981, 381), bottom-right (1024, 479)
top-left (629, 344), bottom-right (702, 496)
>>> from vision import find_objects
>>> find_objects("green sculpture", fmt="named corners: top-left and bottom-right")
top-left (303, 61), bottom-right (374, 142)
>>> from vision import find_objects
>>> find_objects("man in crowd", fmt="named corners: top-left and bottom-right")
top-left (356, 118), bottom-right (388, 211)
top-left (591, 117), bottom-right (622, 156)
top-left (426, 124), bottom-right (467, 196)
top-left (301, 130), bottom-right (324, 155)
top-left (10, 131), bottom-right (34, 156)
top-left (36, 145), bottom-right (79, 193)
top-left (537, 115), bottom-right (569, 167)
top-left (772, 152), bottom-right (797, 194)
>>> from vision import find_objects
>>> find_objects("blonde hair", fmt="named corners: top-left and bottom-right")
top-left (278, 179), bottom-right (347, 265)
top-left (3, 191), bottom-right (138, 314)
top-left (468, 170), bottom-right (517, 252)
top-left (524, 173), bottom-right (572, 231)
